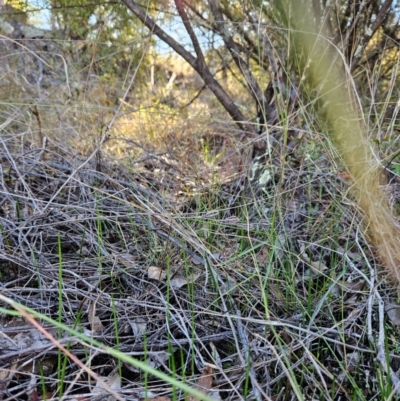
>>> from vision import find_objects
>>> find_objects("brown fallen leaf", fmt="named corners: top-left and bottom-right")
top-left (188, 366), bottom-right (214, 401)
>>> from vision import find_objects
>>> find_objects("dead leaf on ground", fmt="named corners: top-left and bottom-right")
top-left (88, 302), bottom-right (105, 333)
top-left (148, 266), bottom-right (201, 288)
top-left (188, 366), bottom-right (216, 401)
top-left (333, 280), bottom-right (365, 296)
top-left (170, 273), bottom-right (201, 289)
top-left (130, 318), bottom-right (147, 337)
top-left (148, 265), bottom-right (167, 281)
top-left (385, 303), bottom-right (400, 325)
top-left (345, 351), bottom-right (360, 371)
top-left (337, 246), bottom-right (362, 261)
top-left (299, 243), bottom-right (328, 274)
top-left (256, 245), bottom-right (269, 264)
top-left (93, 371), bottom-right (121, 401)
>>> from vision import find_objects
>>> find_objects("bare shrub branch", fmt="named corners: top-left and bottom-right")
top-left (121, 0), bottom-right (254, 134)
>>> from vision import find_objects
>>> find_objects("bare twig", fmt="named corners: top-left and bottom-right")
top-left (207, 0), bottom-right (263, 102)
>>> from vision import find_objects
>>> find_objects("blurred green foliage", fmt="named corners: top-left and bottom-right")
top-left (47, 1), bottom-right (157, 79)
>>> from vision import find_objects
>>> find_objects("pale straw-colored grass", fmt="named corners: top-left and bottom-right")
top-left (285, 1), bottom-right (400, 284)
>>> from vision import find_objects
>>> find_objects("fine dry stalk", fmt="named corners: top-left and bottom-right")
top-left (281, 0), bottom-right (400, 284)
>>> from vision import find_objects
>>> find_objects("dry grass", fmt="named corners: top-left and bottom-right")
top-left (284, 3), bottom-right (400, 285)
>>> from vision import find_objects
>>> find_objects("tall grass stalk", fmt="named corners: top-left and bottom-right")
top-left (278, 0), bottom-right (400, 283)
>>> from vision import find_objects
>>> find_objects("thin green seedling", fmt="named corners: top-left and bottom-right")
top-left (378, 324), bottom-right (394, 399)
top-left (58, 303), bottom-right (87, 399)
top-left (203, 218), bottom-right (218, 250)
top-left (127, 207), bottom-right (141, 251)
top-left (57, 232), bottom-right (67, 397)
top-left (165, 256), bottom-right (178, 401)
top-left (31, 250), bottom-right (43, 292)
top-left (269, 324), bottom-right (305, 401)
top-left (16, 198), bottom-right (22, 222)
top-left (143, 331), bottom-right (149, 400)
top-left (261, 231), bottom-right (280, 319)
top-left (206, 261), bottom-right (223, 315)
top-left (179, 347), bottom-right (189, 400)
top-left (243, 225), bottom-right (274, 317)
top-left (182, 251), bottom-right (197, 376)
top-left (111, 295), bottom-right (122, 377)
top-left (39, 362), bottom-right (47, 401)
top-left (309, 311), bottom-right (368, 400)
top-left (113, 218), bottom-right (128, 249)
top-left (375, 359), bottom-right (391, 399)
top-left (56, 243), bottom-right (93, 397)
top-left (78, 225), bottom-right (87, 258)
top-left (243, 346), bottom-right (252, 398)
top-left (282, 259), bottom-right (299, 311)
top-left (95, 197), bottom-right (104, 276)
top-left (200, 137), bottom-right (221, 166)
